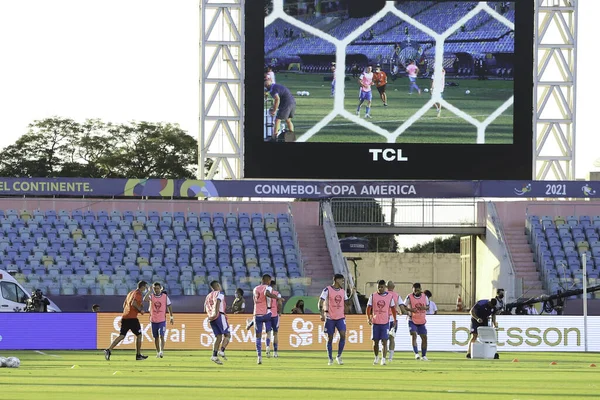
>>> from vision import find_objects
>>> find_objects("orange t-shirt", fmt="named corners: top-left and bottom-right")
top-left (373, 71), bottom-right (387, 87)
top-left (122, 289), bottom-right (143, 319)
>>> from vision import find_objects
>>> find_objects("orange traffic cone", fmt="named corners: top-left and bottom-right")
top-left (456, 294), bottom-right (463, 312)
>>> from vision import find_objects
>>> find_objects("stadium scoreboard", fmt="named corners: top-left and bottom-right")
top-left (245, 0), bottom-right (534, 179)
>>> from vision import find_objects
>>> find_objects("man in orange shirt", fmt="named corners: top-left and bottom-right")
top-left (104, 280), bottom-right (149, 361)
top-left (373, 64), bottom-right (388, 106)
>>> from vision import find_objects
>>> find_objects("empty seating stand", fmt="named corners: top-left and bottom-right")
top-left (526, 214), bottom-right (600, 299)
top-left (0, 209), bottom-right (306, 297)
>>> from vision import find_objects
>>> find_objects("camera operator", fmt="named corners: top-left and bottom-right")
top-left (25, 289), bottom-right (50, 312)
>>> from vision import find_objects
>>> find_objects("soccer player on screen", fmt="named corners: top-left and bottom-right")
top-left (406, 60), bottom-right (421, 95)
top-left (404, 283), bottom-right (430, 361)
top-left (431, 67), bottom-right (446, 117)
top-left (249, 274), bottom-right (280, 364)
top-left (331, 62), bottom-right (336, 97)
top-left (373, 64), bottom-right (388, 106)
top-left (264, 73), bottom-right (296, 142)
top-left (104, 280), bottom-right (149, 361)
top-left (356, 66), bottom-right (374, 118)
top-left (204, 281), bottom-right (231, 364)
top-left (319, 274), bottom-right (356, 365)
top-left (144, 282), bottom-right (174, 358)
top-left (367, 280), bottom-right (398, 365)
top-left (266, 65), bottom-right (276, 84)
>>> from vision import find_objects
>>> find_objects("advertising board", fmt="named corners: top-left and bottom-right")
top-left (96, 314), bottom-right (600, 352)
top-left (0, 313), bottom-right (96, 350)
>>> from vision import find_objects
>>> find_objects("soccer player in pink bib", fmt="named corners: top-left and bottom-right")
top-left (266, 280), bottom-right (283, 358)
top-left (404, 282), bottom-right (430, 360)
top-left (204, 281), bottom-right (231, 365)
top-left (144, 282), bottom-right (174, 358)
top-left (356, 65), bottom-right (374, 118)
top-left (319, 274), bottom-right (356, 366)
top-left (250, 274), bottom-right (281, 364)
top-left (406, 60), bottom-right (421, 95)
top-left (386, 280), bottom-right (407, 362)
top-left (367, 280), bottom-right (398, 365)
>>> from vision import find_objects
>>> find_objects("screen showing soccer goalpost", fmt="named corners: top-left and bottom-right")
top-left (244, 0), bottom-right (533, 180)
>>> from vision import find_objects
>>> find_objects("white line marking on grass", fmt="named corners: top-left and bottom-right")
top-left (34, 350), bottom-right (61, 358)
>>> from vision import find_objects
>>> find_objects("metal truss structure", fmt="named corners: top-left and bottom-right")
top-left (199, 0), bottom-right (244, 179)
top-left (534, 0), bottom-right (578, 180)
top-left (200, 0), bottom-right (578, 180)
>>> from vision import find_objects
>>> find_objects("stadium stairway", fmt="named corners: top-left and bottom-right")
top-left (296, 225), bottom-right (334, 296)
top-left (504, 227), bottom-right (545, 297)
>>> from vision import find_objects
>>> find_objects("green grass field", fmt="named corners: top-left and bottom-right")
top-left (272, 74), bottom-right (513, 144)
top-left (2, 350), bottom-right (599, 399)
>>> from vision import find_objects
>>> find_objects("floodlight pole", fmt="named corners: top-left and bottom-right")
top-left (582, 252), bottom-right (588, 352)
top-left (533, 0), bottom-right (578, 180)
top-left (199, 0), bottom-right (245, 180)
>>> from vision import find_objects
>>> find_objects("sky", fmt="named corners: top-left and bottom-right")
top-left (0, 0), bottom-right (596, 250)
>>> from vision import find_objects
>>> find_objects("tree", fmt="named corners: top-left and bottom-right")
top-left (403, 235), bottom-right (461, 253)
top-left (332, 198), bottom-right (398, 252)
top-left (0, 117), bottom-right (201, 179)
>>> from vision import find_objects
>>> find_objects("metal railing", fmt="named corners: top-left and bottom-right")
top-left (326, 198), bottom-right (484, 227)
top-left (286, 203), bottom-right (305, 276)
top-left (487, 201), bottom-right (521, 300)
top-left (321, 201), bottom-right (362, 313)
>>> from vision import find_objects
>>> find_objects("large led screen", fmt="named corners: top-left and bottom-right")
top-left (244, 0), bottom-right (533, 179)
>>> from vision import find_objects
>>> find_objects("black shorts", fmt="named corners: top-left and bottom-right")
top-left (276, 102), bottom-right (296, 120)
top-left (470, 318), bottom-right (489, 334)
top-left (120, 318), bottom-right (142, 336)
top-left (377, 85), bottom-right (386, 94)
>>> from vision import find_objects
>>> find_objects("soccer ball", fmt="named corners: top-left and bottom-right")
top-left (465, 90), bottom-right (471, 95)
top-left (296, 91), bottom-right (302, 96)
top-left (304, 91), bottom-right (310, 96)
top-left (5, 357), bottom-right (20, 368)
top-left (0, 357), bottom-right (7, 367)
top-left (423, 88), bottom-right (429, 93)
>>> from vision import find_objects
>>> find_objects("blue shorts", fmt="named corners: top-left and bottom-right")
top-left (210, 314), bottom-right (230, 336)
top-left (371, 323), bottom-right (389, 341)
top-left (408, 320), bottom-right (427, 335)
top-left (270, 315), bottom-right (280, 332)
top-left (151, 321), bottom-right (166, 338)
top-left (409, 76), bottom-right (417, 83)
top-left (359, 90), bottom-right (372, 101)
top-left (255, 313), bottom-right (272, 335)
top-left (470, 318), bottom-right (489, 334)
top-left (324, 318), bottom-right (346, 336)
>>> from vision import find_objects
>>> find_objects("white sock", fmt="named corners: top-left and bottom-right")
top-left (389, 350), bottom-right (394, 359)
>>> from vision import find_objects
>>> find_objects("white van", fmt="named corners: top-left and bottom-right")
top-left (0, 270), bottom-right (61, 312)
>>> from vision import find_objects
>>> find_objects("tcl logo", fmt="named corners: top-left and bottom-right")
top-left (369, 149), bottom-right (408, 162)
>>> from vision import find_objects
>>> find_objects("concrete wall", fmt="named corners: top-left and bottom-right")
top-left (475, 209), bottom-right (518, 304)
top-left (344, 252), bottom-right (461, 311)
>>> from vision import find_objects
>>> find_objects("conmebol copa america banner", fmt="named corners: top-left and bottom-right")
top-left (0, 178), bottom-right (599, 199)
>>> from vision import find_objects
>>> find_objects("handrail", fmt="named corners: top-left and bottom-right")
top-left (321, 201), bottom-right (362, 313)
top-left (487, 201), bottom-right (520, 299)
top-left (287, 203), bottom-right (305, 276)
